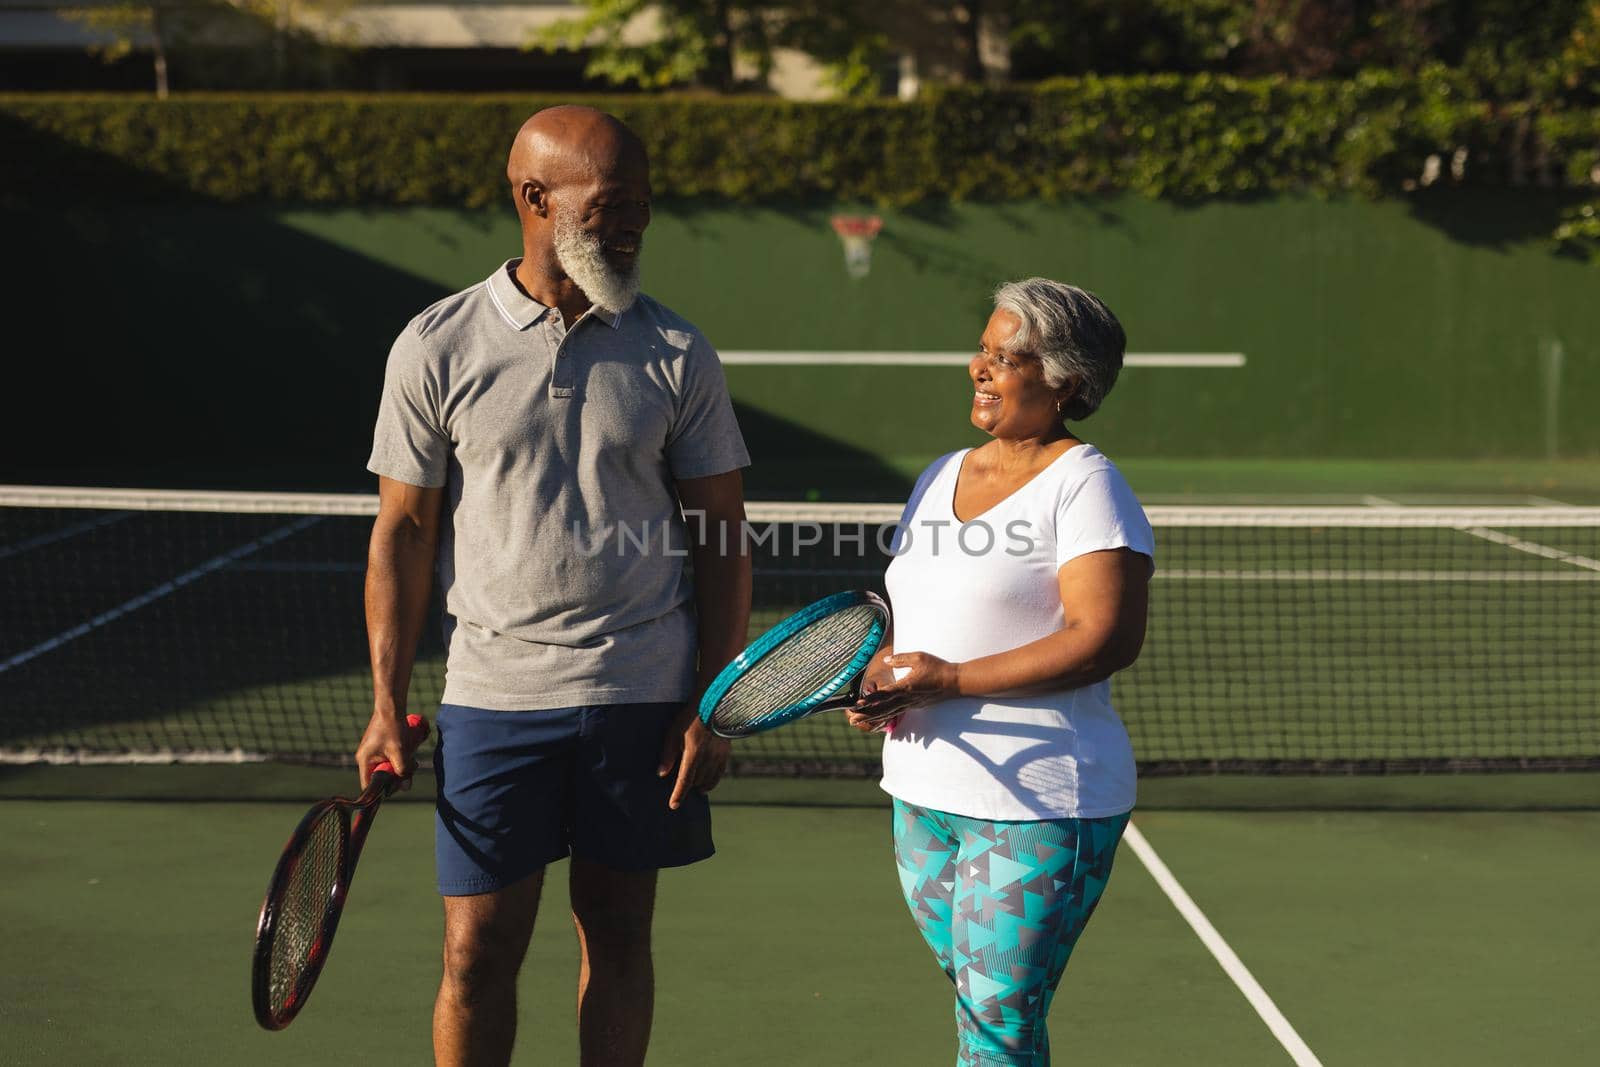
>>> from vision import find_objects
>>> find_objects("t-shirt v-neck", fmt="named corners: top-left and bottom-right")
top-left (950, 443), bottom-right (1088, 524)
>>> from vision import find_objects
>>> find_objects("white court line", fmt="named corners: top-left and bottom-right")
top-left (0, 484), bottom-right (380, 516)
top-left (718, 351), bottom-right (1246, 368)
top-left (0, 516), bottom-right (321, 675)
top-left (0, 748), bottom-right (271, 765)
top-left (745, 568), bottom-right (1593, 581)
top-left (226, 560), bottom-right (364, 574)
top-left (1455, 526), bottom-right (1600, 573)
top-left (1124, 823), bottom-right (1323, 1067)
top-left (1160, 568), bottom-right (1597, 581)
top-left (0, 511), bottom-right (131, 562)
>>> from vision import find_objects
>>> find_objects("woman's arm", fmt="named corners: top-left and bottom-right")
top-left (865, 547), bottom-right (1150, 707)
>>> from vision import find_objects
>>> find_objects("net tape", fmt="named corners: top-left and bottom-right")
top-left (4, 485), bottom-right (1600, 527)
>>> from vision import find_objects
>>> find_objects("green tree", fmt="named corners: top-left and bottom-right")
top-left (1008, 0), bottom-right (1246, 78)
top-left (532, 0), bottom-right (879, 93)
top-left (65, 0), bottom-right (193, 98)
top-left (1556, 0), bottom-right (1600, 99)
top-left (1006, 1), bottom-right (1597, 94)
top-left (65, 0), bottom-right (359, 95)
top-left (237, 0), bottom-right (361, 88)
top-left (1553, 2), bottom-right (1600, 262)
top-left (536, 0), bottom-right (1600, 108)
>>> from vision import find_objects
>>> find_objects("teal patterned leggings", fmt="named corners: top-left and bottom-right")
top-left (891, 799), bottom-right (1129, 1067)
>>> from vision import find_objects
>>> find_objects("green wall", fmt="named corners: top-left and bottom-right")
top-left (6, 194), bottom-right (1595, 494)
top-left (277, 194), bottom-right (1598, 462)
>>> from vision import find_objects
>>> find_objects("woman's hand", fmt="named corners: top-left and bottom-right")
top-left (845, 650), bottom-right (902, 733)
top-left (873, 652), bottom-right (961, 702)
top-left (844, 651), bottom-right (961, 734)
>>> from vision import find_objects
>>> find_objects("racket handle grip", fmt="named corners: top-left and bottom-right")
top-left (370, 713), bottom-right (430, 776)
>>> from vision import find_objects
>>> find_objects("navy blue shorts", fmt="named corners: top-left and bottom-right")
top-left (433, 702), bottom-right (715, 896)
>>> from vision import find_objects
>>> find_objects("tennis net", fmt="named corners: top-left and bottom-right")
top-left (2, 486), bottom-right (1597, 774)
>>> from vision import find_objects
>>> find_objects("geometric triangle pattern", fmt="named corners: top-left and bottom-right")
top-left (892, 799), bottom-right (1129, 1066)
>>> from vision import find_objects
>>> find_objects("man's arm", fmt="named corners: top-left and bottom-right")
top-left (355, 476), bottom-right (444, 788)
top-left (658, 468), bottom-right (751, 809)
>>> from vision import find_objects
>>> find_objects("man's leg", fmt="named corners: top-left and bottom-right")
top-left (570, 857), bottom-right (658, 1067)
top-left (434, 870), bottom-right (545, 1067)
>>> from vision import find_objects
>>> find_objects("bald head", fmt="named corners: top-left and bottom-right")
top-left (507, 105), bottom-right (646, 197)
top-left (505, 105), bottom-right (652, 319)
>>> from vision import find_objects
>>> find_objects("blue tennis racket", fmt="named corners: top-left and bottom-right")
top-left (698, 590), bottom-right (891, 739)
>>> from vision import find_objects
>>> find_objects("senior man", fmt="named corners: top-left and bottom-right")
top-left (356, 105), bottom-right (751, 1067)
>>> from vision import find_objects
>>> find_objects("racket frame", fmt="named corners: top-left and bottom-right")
top-left (698, 590), bottom-right (889, 739)
top-left (251, 715), bottom-right (425, 1031)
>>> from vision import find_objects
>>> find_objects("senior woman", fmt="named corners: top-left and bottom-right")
top-left (846, 278), bottom-right (1152, 1067)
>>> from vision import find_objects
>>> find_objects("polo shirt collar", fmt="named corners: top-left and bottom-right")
top-left (487, 259), bottom-right (626, 331)
top-left (486, 260), bottom-right (550, 330)
top-left (587, 304), bottom-right (623, 330)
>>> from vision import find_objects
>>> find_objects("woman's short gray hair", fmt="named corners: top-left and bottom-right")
top-left (992, 278), bottom-right (1126, 422)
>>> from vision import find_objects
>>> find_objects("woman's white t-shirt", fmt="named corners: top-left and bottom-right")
top-left (879, 444), bottom-right (1154, 821)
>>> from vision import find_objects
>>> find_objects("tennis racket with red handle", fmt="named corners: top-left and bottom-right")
top-left (251, 713), bottom-right (428, 1031)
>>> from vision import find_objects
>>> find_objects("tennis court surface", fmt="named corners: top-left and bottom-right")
top-left (3, 797), bottom-right (1597, 1065)
top-left (3, 484), bottom-right (1598, 1064)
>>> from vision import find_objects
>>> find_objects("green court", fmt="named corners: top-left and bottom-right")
top-left (3, 787), bottom-right (1597, 1065)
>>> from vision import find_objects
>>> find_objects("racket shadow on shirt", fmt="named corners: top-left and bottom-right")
top-left (886, 713), bottom-right (1099, 813)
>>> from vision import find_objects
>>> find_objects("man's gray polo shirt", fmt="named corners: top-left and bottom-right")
top-left (368, 260), bottom-right (749, 710)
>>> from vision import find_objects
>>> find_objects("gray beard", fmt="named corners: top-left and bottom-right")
top-left (552, 210), bottom-right (641, 314)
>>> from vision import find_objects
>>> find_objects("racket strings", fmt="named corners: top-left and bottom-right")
top-left (711, 603), bottom-right (882, 733)
top-left (268, 808), bottom-right (345, 1016)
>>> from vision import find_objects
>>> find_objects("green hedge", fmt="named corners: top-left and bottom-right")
top-left (2, 75), bottom-right (1597, 208)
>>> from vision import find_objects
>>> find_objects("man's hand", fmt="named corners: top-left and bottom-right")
top-left (657, 707), bottom-right (731, 810)
top-left (354, 709), bottom-right (419, 791)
